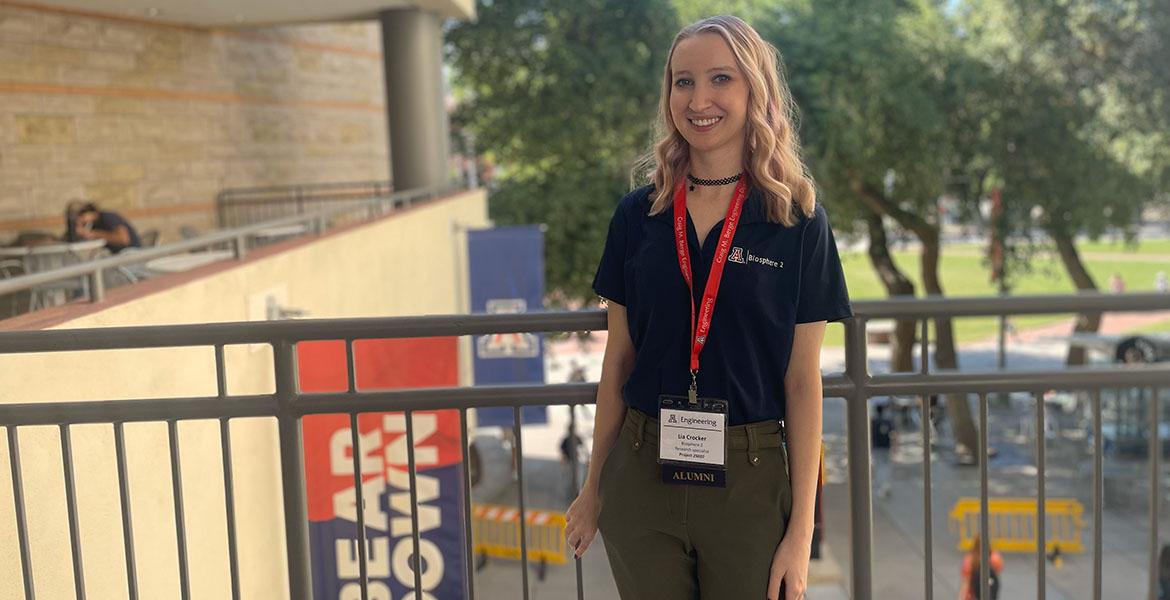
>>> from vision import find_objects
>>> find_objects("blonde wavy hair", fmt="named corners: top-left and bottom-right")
top-left (639, 15), bottom-right (816, 226)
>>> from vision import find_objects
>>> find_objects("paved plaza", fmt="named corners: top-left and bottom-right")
top-left (469, 316), bottom-right (1169, 599)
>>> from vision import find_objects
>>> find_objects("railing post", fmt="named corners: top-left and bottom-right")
top-left (7, 427), bottom-right (36, 600)
top-left (1149, 386), bottom-right (1162, 600)
top-left (88, 269), bottom-right (105, 302)
top-left (234, 236), bottom-right (248, 260)
top-left (1092, 389), bottom-right (1104, 600)
top-left (844, 317), bottom-right (873, 600)
top-left (273, 340), bottom-right (313, 598)
top-left (920, 318), bottom-right (934, 600)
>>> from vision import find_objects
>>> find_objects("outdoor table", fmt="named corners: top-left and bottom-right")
top-left (0, 240), bottom-right (107, 307)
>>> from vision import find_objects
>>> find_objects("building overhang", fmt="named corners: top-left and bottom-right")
top-left (8, 0), bottom-right (474, 27)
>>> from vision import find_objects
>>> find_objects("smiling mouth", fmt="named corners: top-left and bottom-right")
top-left (689, 116), bottom-right (722, 127)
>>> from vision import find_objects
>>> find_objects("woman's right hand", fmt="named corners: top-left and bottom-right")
top-left (565, 485), bottom-right (602, 558)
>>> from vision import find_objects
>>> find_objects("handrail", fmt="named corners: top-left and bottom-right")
top-left (0, 292), bottom-right (1165, 352)
top-left (3, 364), bottom-right (1168, 428)
top-left (215, 179), bottom-right (395, 228)
top-left (846, 291), bottom-right (1170, 318)
top-left (0, 183), bottom-right (458, 302)
top-left (0, 310), bottom-right (603, 351)
top-left (0, 295), bottom-right (1167, 599)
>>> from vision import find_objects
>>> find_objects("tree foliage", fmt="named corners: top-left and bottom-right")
top-left (672, 0), bottom-right (779, 25)
top-left (448, 0), bottom-right (1166, 305)
top-left (961, 0), bottom-right (1170, 188)
top-left (957, 0), bottom-right (1161, 249)
top-left (956, 0), bottom-right (1166, 365)
top-left (447, 0), bottom-right (678, 301)
top-left (762, 0), bottom-right (953, 226)
top-left (760, 0), bottom-right (990, 454)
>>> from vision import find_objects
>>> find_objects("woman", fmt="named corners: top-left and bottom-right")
top-left (959, 535), bottom-right (1003, 600)
top-left (564, 15), bottom-right (852, 600)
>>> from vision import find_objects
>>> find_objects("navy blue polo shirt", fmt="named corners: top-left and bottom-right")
top-left (592, 184), bottom-right (852, 425)
top-left (94, 211), bottom-right (141, 253)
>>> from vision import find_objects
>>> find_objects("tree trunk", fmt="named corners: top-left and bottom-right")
top-left (864, 212), bottom-right (917, 373)
top-left (851, 177), bottom-right (981, 459)
top-left (916, 222), bottom-right (981, 460)
top-left (1052, 228), bottom-right (1102, 366)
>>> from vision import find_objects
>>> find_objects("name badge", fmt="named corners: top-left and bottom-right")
top-left (658, 394), bottom-right (728, 487)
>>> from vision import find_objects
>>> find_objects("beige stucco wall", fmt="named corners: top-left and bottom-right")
top-left (0, 188), bottom-right (487, 599)
top-left (0, 4), bottom-right (391, 243)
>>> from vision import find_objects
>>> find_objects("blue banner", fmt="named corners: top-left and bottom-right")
top-left (300, 340), bottom-right (466, 600)
top-left (468, 226), bottom-right (548, 427)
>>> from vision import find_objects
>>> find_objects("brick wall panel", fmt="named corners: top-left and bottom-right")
top-left (0, 12), bottom-right (391, 240)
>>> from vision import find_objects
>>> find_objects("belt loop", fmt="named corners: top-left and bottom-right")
top-left (747, 426), bottom-right (760, 466)
top-left (631, 410), bottom-right (645, 451)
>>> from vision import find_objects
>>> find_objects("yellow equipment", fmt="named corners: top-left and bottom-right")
top-left (472, 503), bottom-right (568, 575)
top-left (949, 497), bottom-right (1085, 553)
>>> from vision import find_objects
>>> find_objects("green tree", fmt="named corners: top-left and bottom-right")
top-left (964, 0), bottom-right (1170, 187)
top-left (763, 0), bottom-right (987, 458)
top-left (672, 0), bottom-right (779, 24)
top-left (958, 0), bottom-right (1162, 364)
top-left (446, 0), bottom-right (678, 301)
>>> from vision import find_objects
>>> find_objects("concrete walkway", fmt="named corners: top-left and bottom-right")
top-left (821, 397), bottom-right (1168, 600)
top-left (469, 309), bottom-right (1168, 599)
top-left (998, 309), bottom-right (1170, 345)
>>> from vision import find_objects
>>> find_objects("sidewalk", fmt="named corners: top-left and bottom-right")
top-left (468, 314), bottom-right (1167, 598)
top-left (821, 391), bottom-right (1167, 599)
top-left (1000, 309), bottom-right (1170, 345)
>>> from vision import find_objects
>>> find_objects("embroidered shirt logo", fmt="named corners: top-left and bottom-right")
top-left (729, 246), bottom-right (783, 269)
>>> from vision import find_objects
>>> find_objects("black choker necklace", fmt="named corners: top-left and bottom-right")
top-left (686, 172), bottom-right (743, 191)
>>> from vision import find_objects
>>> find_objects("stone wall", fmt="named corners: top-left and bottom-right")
top-left (0, 4), bottom-right (389, 244)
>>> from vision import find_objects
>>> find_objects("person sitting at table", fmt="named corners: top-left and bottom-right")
top-left (66, 202), bottom-right (141, 253)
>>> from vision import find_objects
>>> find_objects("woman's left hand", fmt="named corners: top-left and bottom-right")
top-left (767, 533), bottom-right (811, 600)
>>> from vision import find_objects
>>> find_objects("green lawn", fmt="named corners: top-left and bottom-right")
top-left (943, 239), bottom-right (1170, 257)
top-left (1076, 238), bottom-right (1170, 255)
top-left (823, 245), bottom-right (1170, 347)
top-left (1134, 318), bottom-right (1170, 335)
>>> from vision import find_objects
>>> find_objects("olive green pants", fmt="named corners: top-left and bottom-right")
top-left (597, 408), bottom-right (793, 600)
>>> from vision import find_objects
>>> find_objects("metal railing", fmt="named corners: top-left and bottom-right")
top-left (0, 293), bottom-right (1168, 599)
top-left (216, 180), bottom-right (395, 229)
top-left (0, 184), bottom-right (456, 306)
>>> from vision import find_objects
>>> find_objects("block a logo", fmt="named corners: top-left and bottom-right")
top-left (476, 298), bottom-right (540, 359)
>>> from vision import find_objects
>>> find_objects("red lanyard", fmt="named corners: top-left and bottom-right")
top-left (672, 176), bottom-right (748, 399)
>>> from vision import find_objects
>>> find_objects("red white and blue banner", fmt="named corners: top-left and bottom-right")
top-left (300, 338), bottom-right (467, 600)
top-left (467, 225), bottom-right (548, 427)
